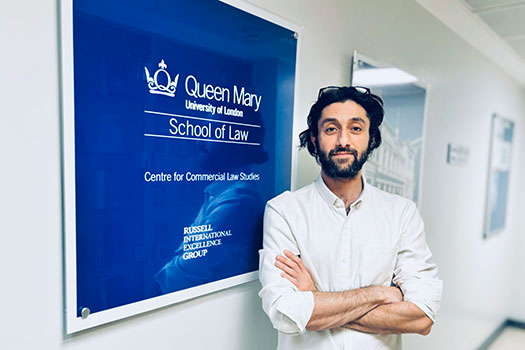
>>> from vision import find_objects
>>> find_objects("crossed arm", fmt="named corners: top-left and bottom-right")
top-left (275, 250), bottom-right (433, 335)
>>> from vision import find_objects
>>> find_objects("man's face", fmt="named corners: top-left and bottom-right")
top-left (311, 100), bottom-right (371, 179)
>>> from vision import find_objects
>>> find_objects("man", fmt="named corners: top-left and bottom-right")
top-left (259, 86), bottom-right (442, 349)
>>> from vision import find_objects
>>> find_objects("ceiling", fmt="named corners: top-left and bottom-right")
top-left (416, 0), bottom-right (525, 85)
top-left (460, 0), bottom-right (525, 59)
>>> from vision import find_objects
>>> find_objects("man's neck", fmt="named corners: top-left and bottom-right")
top-left (321, 170), bottom-right (363, 211)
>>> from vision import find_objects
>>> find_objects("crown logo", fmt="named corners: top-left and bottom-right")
top-left (144, 59), bottom-right (179, 97)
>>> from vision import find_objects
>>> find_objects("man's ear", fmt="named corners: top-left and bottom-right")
top-left (310, 132), bottom-right (317, 152)
top-left (370, 135), bottom-right (378, 150)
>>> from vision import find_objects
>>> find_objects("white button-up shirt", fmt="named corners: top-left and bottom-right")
top-left (259, 175), bottom-right (442, 350)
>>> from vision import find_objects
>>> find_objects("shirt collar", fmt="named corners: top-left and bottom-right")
top-left (315, 173), bottom-right (368, 210)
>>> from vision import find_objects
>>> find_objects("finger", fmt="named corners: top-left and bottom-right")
top-left (280, 272), bottom-right (299, 288)
top-left (275, 260), bottom-right (298, 277)
top-left (276, 254), bottom-right (300, 270)
top-left (283, 250), bottom-right (304, 268)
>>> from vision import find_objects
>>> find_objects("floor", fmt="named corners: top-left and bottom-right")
top-left (489, 327), bottom-right (525, 350)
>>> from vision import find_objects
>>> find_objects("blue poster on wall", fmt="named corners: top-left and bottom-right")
top-left (65, 0), bottom-right (297, 330)
top-left (483, 114), bottom-right (514, 238)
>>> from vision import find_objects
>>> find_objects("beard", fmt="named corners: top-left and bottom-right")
top-left (317, 141), bottom-right (370, 179)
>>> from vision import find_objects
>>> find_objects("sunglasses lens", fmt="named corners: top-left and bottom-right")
top-left (318, 87), bottom-right (338, 98)
top-left (318, 86), bottom-right (370, 99)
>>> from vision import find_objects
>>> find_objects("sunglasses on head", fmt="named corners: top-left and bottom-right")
top-left (317, 86), bottom-right (371, 99)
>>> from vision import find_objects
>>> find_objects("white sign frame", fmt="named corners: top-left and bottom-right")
top-left (60, 0), bottom-right (302, 334)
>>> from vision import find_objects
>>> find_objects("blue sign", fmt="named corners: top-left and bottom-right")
top-left (71, 0), bottom-right (296, 319)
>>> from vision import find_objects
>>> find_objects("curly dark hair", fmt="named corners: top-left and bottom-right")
top-left (299, 86), bottom-right (384, 162)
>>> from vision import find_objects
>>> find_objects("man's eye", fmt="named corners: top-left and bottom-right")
top-left (325, 127), bottom-right (337, 133)
top-left (351, 126), bottom-right (362, 132)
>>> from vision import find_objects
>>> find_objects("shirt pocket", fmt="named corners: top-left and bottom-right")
top-left (357, 243), bottom-right (397, 287)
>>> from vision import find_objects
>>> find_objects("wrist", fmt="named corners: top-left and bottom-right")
top-left (372, 286), bottom-right (393, 305)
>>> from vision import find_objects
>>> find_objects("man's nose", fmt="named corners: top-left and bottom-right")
top-left (337, 130), bottom-right (351, 147)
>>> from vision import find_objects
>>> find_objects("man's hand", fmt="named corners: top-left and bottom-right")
top-left (274, 250), bottom-right (402, 302)
top-left (275, 250), bottom-right (317, 292)
top-left (274, 250), bottom-right (414, 332)
top-left (383, 285), bottom-right (403, 304)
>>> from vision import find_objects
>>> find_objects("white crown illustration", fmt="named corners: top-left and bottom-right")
top-left (144, 59), bottom-right (179, 97)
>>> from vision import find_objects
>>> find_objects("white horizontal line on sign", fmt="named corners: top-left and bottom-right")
top-left (144, 110), bottom-right (261, 128)
top-left (144, 133), bottom-right (261, 146)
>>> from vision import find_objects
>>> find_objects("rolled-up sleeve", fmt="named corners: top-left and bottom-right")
top-left (393, 201), bottom-right (443, 322)
top-left (258, 200), bottom-right (315, 335)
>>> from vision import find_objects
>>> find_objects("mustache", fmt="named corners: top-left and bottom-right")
top-left (328, 147), bottom-right (358, 158)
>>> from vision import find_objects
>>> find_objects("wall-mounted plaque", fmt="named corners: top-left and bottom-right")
top-left (61, 0), bottom-right (300, 333)
top-left (483, 114), bottom-right (514, 238)
top-left (447, 143), bottom-right (470, 166)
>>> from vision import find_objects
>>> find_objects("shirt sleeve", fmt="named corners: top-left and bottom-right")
top-left (392, 201), bottom-right (443, 322)
top-left (258, 199), bottom-right (315, 335)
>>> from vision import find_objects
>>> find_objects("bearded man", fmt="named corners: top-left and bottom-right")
top-left (258, 86), bottom-right (442, 350)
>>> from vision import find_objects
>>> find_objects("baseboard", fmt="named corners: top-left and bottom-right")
top-left (506, 319), bottom-right (525, 330)
top-left (478, 318), bottom-right (525, 349)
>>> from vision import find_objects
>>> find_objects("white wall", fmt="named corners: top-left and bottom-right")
top-left (510, 89), bottom-right (525, 321)
top-left (1, 0), bottom-right (524, 350)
